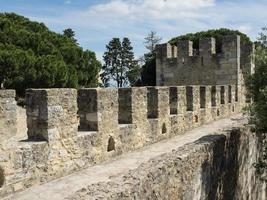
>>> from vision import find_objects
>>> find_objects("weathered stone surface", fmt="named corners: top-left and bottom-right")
top-left (0, 167), bottom-right (4, 188)
top-left (0, 90), bottom-right (17, 143)
top-left (0, 35), bottom-right (256, 199)
top-left (26, 89), bottom-right (78, 141)
top-left (0, 83), bottom-right (243, 198)
top-left (156, 35), bottom-right (254, 107)
top-left (68, 126), bottom-right (265, 200)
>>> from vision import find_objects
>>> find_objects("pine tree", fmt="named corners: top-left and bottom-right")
top-left (122, 38), bottom-right (140, 86)
top-left (63, 28), bottom-right (77, 43)
top-left (102, 38), bottom-right (121, 87)
top-left (101, 37), bottom-right (138, 87)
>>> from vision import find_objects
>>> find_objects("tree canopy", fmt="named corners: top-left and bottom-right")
top-left (101, 37), bottom-right (139, 87)
top-left (244, 27), bottom-right (267, 174)
top-left (138, 31), bottom-right (162, 86)
top-left (140, 52), bottom-right (156, 86)
top-left (169, 28), bottom-right (252, 52)
top-left (0, 13), bottom-right (100, 95)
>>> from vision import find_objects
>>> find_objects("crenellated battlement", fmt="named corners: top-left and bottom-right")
top-left (0, 83), bottom-right (242, 197)
top-left (156, 35), bottom-right (241, 60)
top-left (0, 34), bottom-right (254, 198)
top-left (156, 35), bottom-right (254, 107)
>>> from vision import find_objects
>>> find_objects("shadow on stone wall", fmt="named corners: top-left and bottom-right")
top-left (0, 167), bottom-right (4, 188)
top-left (197, 129), bottom-right (241, 200)
top-left (68, 127), bottom-right (266, 200)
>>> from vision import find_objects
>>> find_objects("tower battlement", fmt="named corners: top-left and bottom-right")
top-left (156, 35), bottom-right (254, 105)
top-left (156, 35), bottom-right (242, 60)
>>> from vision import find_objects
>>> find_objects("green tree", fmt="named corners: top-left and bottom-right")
top-left (169, 28), bottom-right (251, 52)
top-left (0, 13), bottom-right (100, 95)
top-left (63, 28), bottom-right (77, 43)
top-left (246, 27), bottom-right (267, 174)
top-left (101, 37), bottom-right (137, 87)
top-left (127, 62), bottom-right (141, 86)
top-left (140, 53), bottom-right (156, 86)
top-left (77, 50), bottom-right (100, 88)
top-left (102, 38), bottom-right (121, 87)
top-left (122, 38), bottom-right (140, 86)
top-left (247, 27), bottom-right (267, 133)
top-left (63, 28), bottom-right (75, 38)
top-left (139, 31), bottom-right (162, 86)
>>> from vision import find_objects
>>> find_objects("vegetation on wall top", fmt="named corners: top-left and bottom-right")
top-left (169, 28), bottom-right (252, 52)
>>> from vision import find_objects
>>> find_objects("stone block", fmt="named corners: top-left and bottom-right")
top-left (26, 89), bottom-right (78, 142)
top-left (0, 90), bottom-right (17, 143)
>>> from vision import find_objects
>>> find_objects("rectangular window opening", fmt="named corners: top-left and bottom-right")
top-left (235, 86), bottom-right (238, 102)
top-left (78, 90), bottom-right (98, 132)
top-left (211, 86), bottom-right (216, 107)
top-left (220, 86), bottom-right (225, 105)
top-left (147, 88), bottom-right (159, 118)
top-left (200, 87), bottom-right (206, 109)
top-left (118, 89), bottom-right (133, 124)
top-left (169, 87), bottom-right (178, 115)
top-left (228, 85), bottom-right (232, 103)
top-left (186, 86), bottom-right (193, 111)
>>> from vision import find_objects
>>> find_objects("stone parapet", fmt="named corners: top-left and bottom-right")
top-left (0, 85), bottom-right (243, 198)
top-left (0, 90), bottom-right (17, 143)
top-left (26, 89), bottom-right (78, 142)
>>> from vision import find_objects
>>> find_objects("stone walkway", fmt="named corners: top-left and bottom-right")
top-left (5, 114), bottom-right (245, 200)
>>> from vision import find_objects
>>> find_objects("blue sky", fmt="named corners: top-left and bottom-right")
top-left (0, 0), bottom-right (267, 60)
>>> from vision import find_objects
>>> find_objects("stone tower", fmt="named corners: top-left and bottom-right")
top-left (155, 35), bottom-right (255, 104)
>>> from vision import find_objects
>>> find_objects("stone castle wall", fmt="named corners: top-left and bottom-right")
top-left (69, 126), bottom-right (266, 200)
top-left (0, 34), bottom-right (255, 198)
top-left (156, 35), bottom-right (255, 105)
top-left (0, 83), bottom-right (241, 198)
top-left (0, 90), bottom-right (17, 191)
top-left (0, 90), bottom-right (17, 143)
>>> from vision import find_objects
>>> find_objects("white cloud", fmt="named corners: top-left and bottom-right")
top-left (32, 0), bottom-right (215, 42)
top-left (90, 1), bottom-right (130, 16)
top-left (85, 0), bottom-right (215, 20)
top-left (28, 0), bottom-right (267, 58)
